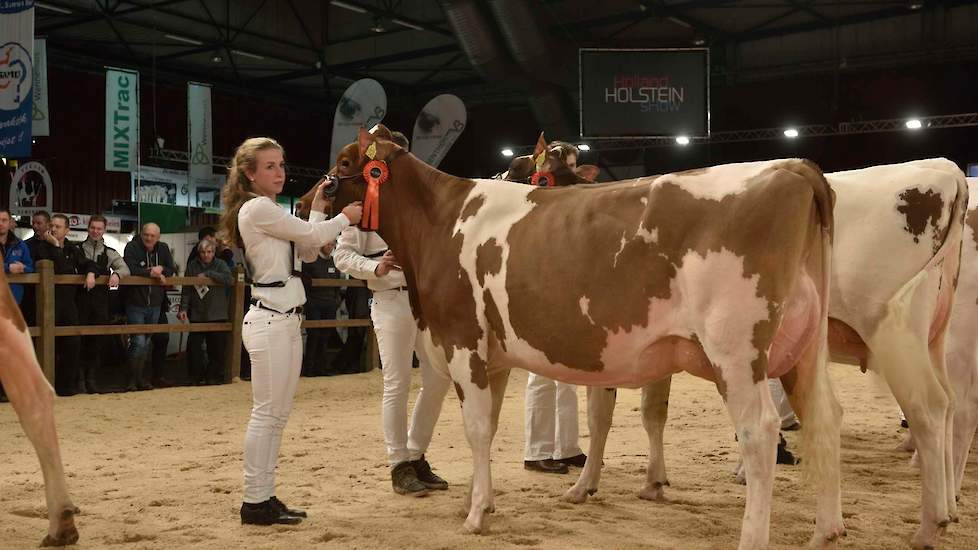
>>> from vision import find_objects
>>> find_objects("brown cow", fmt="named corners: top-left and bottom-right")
top-left (327, 125), bottom-right (842, 549)
top-left (0, 268), bottom-right (79, 546)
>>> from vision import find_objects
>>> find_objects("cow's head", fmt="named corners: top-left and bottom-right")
top-left (295, 125), bottom-right (395, 220)
top-left (501, 133), bottom-right (599, 186)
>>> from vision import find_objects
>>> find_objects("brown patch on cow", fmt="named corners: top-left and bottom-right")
top-left (484, 289), bottom-right (507, 352)
top-left (897, 188), bottom-right (945, 250)
top-left (469, 353), bottom-right (489, 389)
top-left (0, 269), bottom-right (28, 333)
top-left (504, 164), bottom-right (826, 382)
top-left (965, 207), bottom-right (978, 253)
top-left (454, 382), bottom-right (465, 403)
top-left (475, 239), bottom-right (503, 287)
top-left (460, 195), bottom-right (485, 222)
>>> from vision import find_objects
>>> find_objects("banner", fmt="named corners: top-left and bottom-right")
top-left (0, 1), bottom-right (34, 157)
top-left (105, 67), bottom-right (139, 172)
top-left (410, 94), bottom-right (466, 168)
top-left (32, 37), bottom-right (47, 136)
top-left (579, 48), bottom-right (709, 138)
top-left (329, 78), bottom-right (386, 166)
top-left (132, 164), bottom-right (225, 211)
top-left (187, 81), bottom-right (212, 207)
top-left (9, 160), bottom-right (51, 216)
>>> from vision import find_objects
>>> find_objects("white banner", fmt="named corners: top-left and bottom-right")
top-left (9, 160), bottom-right (52, 216)
top-left (31, 37), bottom-right (47, 136)
top-left (0, 1), bottom-right (34, 157)
top-left (329, 78), bottom-right (386, 165)
top-left (410, 94), bottom-right (467, 167)
top-left (105, 67), bottom-right (139, 172)
top-left (132, 164), bottom-right (225, 210)
top-left (187, 81), bottom-right (212, 206)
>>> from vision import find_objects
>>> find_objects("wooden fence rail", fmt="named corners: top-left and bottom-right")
top-left (8, 260), bottom-right (380, 384)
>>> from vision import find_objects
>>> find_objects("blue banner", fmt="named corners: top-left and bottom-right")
top-left (0, 1), bottom-right (34, 157)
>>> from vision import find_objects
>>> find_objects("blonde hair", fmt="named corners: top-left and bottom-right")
top-left (220, 137), bottom-right (283, 246)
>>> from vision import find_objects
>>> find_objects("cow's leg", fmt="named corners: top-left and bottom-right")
top-left (638, 376), bottom-right (672, 501)
top-left (872, 345), bottom-right (951, 549)
top-left (452, 353), bottom-right (495, 534)
top-left (947, 346), bottom-right (978, 498)
top-left (1, 324), bottom-right (78, 546)
top-left (720, 376), bottom-right (779, 550)
top-left (928, 333), bottom-right (958, 523)
top-left (564, 387), bottom-right (616, 504)
top-left (781, 344), bottom-right (845, 548)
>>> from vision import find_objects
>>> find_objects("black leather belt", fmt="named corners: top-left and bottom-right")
top-left (250, 299), bottom-right (303, 315)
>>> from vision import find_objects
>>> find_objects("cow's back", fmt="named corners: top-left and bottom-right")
top-left (826, 159), bottom-right (966, 337)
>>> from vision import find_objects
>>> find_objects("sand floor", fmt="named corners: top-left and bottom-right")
top-left (2, 364), bottom-right (977, 549)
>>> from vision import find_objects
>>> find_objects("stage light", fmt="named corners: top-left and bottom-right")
top-left (675, 136), bottom-right (690, 146)
top-left (501, 148), bottom-right (514, 157)
top-left (905, 119), bottom-right (922, 130)
top-left (577, 144), bottom-right (590, 151)
top-left (783, 128), bottom-right (799, 138)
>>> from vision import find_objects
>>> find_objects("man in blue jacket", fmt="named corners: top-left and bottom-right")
top-left (0, 208), bottom-right (34, 305)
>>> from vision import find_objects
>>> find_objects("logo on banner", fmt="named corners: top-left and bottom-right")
top-left (0, 42), bottom-right (31, 110)
top-left (604, 74), bottom-right (686, 113)
top-left (191, 141), bottom-right (209, 165)
top-left (9, 161), bottom-right (53, 216)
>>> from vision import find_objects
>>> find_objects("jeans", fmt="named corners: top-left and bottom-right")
top-left (125, 304), bottom-right (160, 387)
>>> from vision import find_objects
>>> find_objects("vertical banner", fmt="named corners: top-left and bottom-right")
top-left (105, 67), bottom-right (139, 172)
top-left (0, 0), bottom-right (34, 158)
top-left (410, 94), bottom-right (467, 168)
top-left (329, 78), bottom-right (386, 166)
top-left (187, 81), bottom-right (212, 208)
top-left (32, 36), bottom-right (47, 136)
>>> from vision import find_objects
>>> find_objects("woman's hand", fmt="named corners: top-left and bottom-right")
top-left (311, 180), bottom-right (332, 215)
top-left (342, 202), bottom-right (363, 225)
top-left (374, 250), bottom-right (401, 277)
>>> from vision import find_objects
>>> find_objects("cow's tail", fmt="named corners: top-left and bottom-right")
top-left (788, 159), bottom-right (841, 491)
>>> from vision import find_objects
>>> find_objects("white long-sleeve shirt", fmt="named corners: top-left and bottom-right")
top-left (238, 196), bottom-right (350, 311)
top-left (332, 226), bottom-right (407, 292)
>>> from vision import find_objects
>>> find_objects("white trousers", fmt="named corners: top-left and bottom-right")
top-left (242, 307), bottom-right (303, 504)
top-left (371, 289), bottom-right (451, 466)
top-left (524, 373), bottom-right (582, 461)
top-left (768, 378), bottom-right (798, 429)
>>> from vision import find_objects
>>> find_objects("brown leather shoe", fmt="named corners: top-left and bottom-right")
top-left (524, 459), bottom-right (569, 474)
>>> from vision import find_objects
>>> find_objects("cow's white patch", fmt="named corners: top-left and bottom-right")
top-left (655, 159), bottom-right (800, 202)
top-left (640, 197), bottom-right (648, 205)
top-left (612, 233), bottom-right (628, 267)
top-left (635, 224), bottom-right (658, 244)
top-left (579, 296), bottom-right (595, 324)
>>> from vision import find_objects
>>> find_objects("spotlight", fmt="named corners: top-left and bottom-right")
top-left (577, 144), bottom-right (590, 152)
top-left (211, 54), bottom-right (223, 63)
top-left (905, 119), bottom-right (922, 130)
top-left (783, 128), bottom-right (799, 138)
top-left (501, 148), bottom-right (514, 157)
top-left (675, 136), bottom-right (690, 146)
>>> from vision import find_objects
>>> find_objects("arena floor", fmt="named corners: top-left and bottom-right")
top-left (1, 364), bottom-right (977, 549)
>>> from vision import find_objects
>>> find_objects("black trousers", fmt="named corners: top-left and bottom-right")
top-left (187, 323), bottom-right (227, 383)
top-left (302, 300), bottom-right (339, 376)
top-left (53, 299), bottom-right (80, 396)
top-left (77, 288), bottom-right (110, 386)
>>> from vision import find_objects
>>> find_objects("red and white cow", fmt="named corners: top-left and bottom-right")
top-left (0, 268), bottom-right (79, 546)
top-left (572, 159), bottom-right (968, 550)
top-left (330, 126), bottom-right (842, 549)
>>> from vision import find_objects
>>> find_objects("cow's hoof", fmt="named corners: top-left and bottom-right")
top-left (41, 506), bottom-right (79, 547)
top-left (638, 483), bottom-right (667, 501)
top-left (808, 525), bottom-right (846, 548)
top-left (563, 488), bottom-right (589, 504)
top-left (463, 516), bottom-right (489, 535)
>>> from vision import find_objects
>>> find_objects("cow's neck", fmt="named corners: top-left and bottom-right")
top-left (376, 152), bottom-right (475, 316)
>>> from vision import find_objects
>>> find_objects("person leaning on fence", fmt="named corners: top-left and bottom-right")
top-left (77, 215), bottom-right (129, 394)
top-left (0, 208), bottom-right (34, 306)
top-left (33, 214), bottom-right (99, 397)
top-left (21, 210), bottom-right (51, 325)
top-left (179, 238), bottom-right (233, 385)
top-left (220, 136), bottom-right (362, 526)
top-left (123, 222), bottom-right (176, 391)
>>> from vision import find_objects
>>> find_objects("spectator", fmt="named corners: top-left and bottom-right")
top-left (179, 239), bottom-right (233, 385)
top-left (187, 226), bottom-right (235, 269)
top-left (123, 222), bottom-right (176, 391)
top-left (77, 215), bottom-right (129, 393)
top-left (21, 210), bottom-right (51, 325)
top-left (300, 242), bottom-right (342, 376)
top-left (34, 214), bottom-right (98, 396)
top-left (1, 208), bottom-right (34, 305)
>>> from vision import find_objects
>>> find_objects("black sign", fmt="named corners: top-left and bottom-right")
top-left (579, 48), bottom-right (709, 138)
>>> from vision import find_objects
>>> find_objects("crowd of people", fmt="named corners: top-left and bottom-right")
top-left (0, 208), bottom-right (371, 401)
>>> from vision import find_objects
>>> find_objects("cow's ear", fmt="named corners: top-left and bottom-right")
top-left (576, 165), bottom-right (599, 182)
top-left (358, 127), bottom-right (374, 159)
top-left (372, 123), bottom-right (393, 140)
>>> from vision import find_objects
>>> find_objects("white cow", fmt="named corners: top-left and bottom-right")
top-left (569, 159), bottom-right (968, 550)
